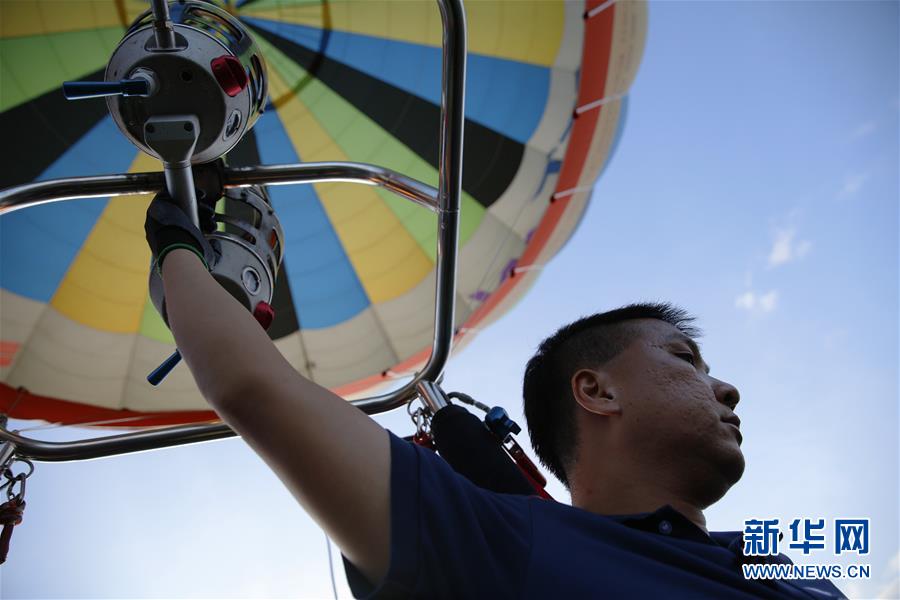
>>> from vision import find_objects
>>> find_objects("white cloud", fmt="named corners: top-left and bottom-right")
top-left (768, 228), bottom-right (812, 268)
top-left (877, 577), bottom-right (899, 599)
top-left (873, 551), bottom-right (900, 599)
top-left (843, 580), bottom-right (865, 600)
top-left (735, 292), bottom-right (756, 310)
top-left (851, 120), bottom-right (877, 138)
top-left (838, 172), bottom-right (870, 198)
top-left (758, 290), bottom-right (778, 312)
top-left (734, 290), bottom-right (778, 313)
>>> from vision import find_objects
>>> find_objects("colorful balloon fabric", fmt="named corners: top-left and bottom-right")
top-left (0, 0), bottom-right (647, 426)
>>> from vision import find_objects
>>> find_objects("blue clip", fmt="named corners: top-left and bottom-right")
top-left (484, 406), bottom-right (522, 440)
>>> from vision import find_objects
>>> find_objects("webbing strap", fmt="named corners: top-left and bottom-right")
top-left (0, 498), bottom-right (25, 564)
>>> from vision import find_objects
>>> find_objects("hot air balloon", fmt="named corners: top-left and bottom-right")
top-left (0, 0), bottom-right (647, 440)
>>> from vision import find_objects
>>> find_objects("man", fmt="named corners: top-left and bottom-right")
top-left (145, 195), bottom-right (846, 599)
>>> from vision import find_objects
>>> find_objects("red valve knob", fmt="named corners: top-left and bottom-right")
top-left (210, 55), bottom-right (248, 97)
top-left (253, 301), bottom-right (275, 331)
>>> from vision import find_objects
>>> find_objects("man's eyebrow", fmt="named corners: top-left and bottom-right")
top-left (667, 333), bottom-right (711, 374)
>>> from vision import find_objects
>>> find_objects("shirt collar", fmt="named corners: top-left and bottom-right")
top-left (607, 504), bottom-right (740, 547)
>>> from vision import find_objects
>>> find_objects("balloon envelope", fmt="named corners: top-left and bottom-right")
top-left (0, 0), bottom-right (647, 426)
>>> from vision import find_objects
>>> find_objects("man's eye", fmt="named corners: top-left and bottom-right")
top-left (676, 352), bottom-right (696, 366)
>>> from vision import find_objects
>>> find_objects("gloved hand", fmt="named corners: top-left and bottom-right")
top-left (144, 189), bottom-right (218, 275)
top-left (145, 189), bottom-right (220, 327)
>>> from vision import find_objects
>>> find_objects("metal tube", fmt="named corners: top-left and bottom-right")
top-left (226, 163), bottom-right (440, 212)
top-left (0, 423), bottom-right (235, 462)
top-left (150, 0), bottom-right (176, 49)
top-left (163, 163), bottom-right (200, 227)
top-left (416, 380), bottom-right (449, 413)
top-left (0, 172), bottom-right (167, 215)
top-left (0, 441), bottom-right (17, 468)
top-left (0, 0), bottom-right (467, 461)
top-left (427, 0), bottom-right (467, 379)
top-left (351, 0), bottom-right (467, 412)
top-left (0, 162), bottom-right (439, 216)
top-left (144, 115), bottom-right (201, 226)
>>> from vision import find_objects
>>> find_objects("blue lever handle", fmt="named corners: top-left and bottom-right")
top-left (147, 349), bottom-right (182, 386)
top-left (485, 406), bottom-right (522, 439)
top-left (63, 79), bottom-right (150, 100)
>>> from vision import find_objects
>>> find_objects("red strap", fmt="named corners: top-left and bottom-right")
top-left (506, 439), bottom-right (554, 500)
top-left (0, 498), bottom-right (25, 564)
top-left (412, 431), bottom-right (436, 451)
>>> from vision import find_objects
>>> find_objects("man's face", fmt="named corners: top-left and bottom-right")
top-left (602, 318), bottom-right (745, 505)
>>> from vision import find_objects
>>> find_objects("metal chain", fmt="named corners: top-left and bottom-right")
top-left (0, 458), bottom-right (33, 502)
top-left (406, 399), bottom-right (432, 437)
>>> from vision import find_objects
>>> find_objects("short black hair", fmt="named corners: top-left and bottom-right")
top-left (522, 302), bottom-right (701, 489)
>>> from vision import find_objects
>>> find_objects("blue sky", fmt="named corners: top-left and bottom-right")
top-left (2, 1), bottom-right (898, 598)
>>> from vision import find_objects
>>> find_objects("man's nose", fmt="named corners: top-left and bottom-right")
top-left (711, 377), bottom-right (740, 411)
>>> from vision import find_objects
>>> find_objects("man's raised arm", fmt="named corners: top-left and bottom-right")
top-left (161, 248), bottom-right (390, 585)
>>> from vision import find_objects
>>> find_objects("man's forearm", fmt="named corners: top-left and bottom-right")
top-left (158, 248), bottom-right (391, 584)
top-left (160, 248), bottom-right (282, 404)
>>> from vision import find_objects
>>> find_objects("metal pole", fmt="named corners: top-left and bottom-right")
top-left (163, 161), bottom-right (201, 226)
top-left (0, 0), bottom-right (467, 462)
top-left (150, 0), bottom-right (176, 49)
top-left (226, 163), bottom-right (440, 212)
top-left (0, 423), bottom-right (235, 462)
top-left (416, 380), bottom-right (449, 413)
top-left (352, 0), bottom-right (467, 412)
top-left (144, 115), bottom-right (202, 227)
top-left (0, 163), bottom-right (439, 216)
top-left (0, 441), bottom-right (17, 468)
top-left (0, 172), bottom-right (167, 214)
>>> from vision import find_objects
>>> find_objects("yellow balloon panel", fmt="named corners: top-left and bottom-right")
top-left (243, 0), bottom-right (565, 66)
top-left (266, 67), bottom-right (434, 303)
top-left (0, 0), bottom-right (649, 425)
top-left (0, 1), bottom-right (123, 38)
top-left (50, 152), bottom-right (155, 333)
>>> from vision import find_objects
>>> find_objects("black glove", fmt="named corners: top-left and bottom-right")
top-left (145, 190), bottom-right (221, 328)
top-left (145, 190), bottom-right (218, 275)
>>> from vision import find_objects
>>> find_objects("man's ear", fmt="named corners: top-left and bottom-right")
top-left (571, 368), bottom-right (622, 416)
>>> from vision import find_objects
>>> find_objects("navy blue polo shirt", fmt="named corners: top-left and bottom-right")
top-left (343, 432), bottom-right (847, 599)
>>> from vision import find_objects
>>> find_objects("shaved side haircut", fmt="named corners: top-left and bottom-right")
top-left (522, 302), bottom-right (701, 488)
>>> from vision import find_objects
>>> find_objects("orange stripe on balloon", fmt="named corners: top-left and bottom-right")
top-left (0, 382), bottom-right (219, 427)
top-left (463, 1), bottom-right (613, 332)
top-left (1, 2), bottom-right (623, 417)
top-left (0, 341), bottom-right (20, 367)
top-left (336, 2), bottom-right (616, 397)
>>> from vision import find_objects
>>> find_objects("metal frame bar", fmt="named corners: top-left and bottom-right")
top-left (0, 0), bottom-right (465, 462)
top-left (0, 162), bottom-right (442, 216)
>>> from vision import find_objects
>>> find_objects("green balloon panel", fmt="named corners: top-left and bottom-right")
top-left (0, 0), bottom-right (647, 425)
